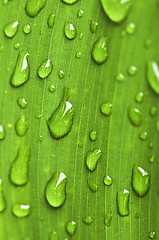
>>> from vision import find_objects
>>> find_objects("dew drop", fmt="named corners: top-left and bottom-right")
top-left (149, 142), bottom-right (153, 149)
top-left (26, 0), bottom-right (46, 17)
top-left (62, 0), bottom-right (78, 4)
top-left (87, 178), bottom-right (98, 192)
top-left (4, 21), bottom-right (19, 38)
top-left (47, 13), bottom-right (55, 29)
top-left (89, 130), bottom-right (97, 141)
top-left (79, 33), bottom-right (84, 39)
top-left (116, 73), bottom-right (125, 82)
top-left (23, 24), bottom-right (31, 34)
top-left (150, 106), bottom-right (157, 117)
top-left (149, 155), bottom-right (155, 163)
top-left (100, 102), bottom-right (112, 116)
top-left (58, 69), bottom-right (65, 79)
top-left (0, 45), bottom-right (4, 53)
top-left (127, 106), bottom-right (142, 127)
top-left (15, 116), bottom-right (28, 137)
top-left (77, 9), bottom-right (84, 18)
top-left (35, 114), bottom-right (41, 119)
top-left (47, 88), bottom-right (74, 139)
top-left (75, 52), bottom-right (82, 59)
top-left (144, 39), bottom-right (151, 49)
top-left (10, 51), bottom-right (29, 87)
top-left (92, 36), bottom-right (108, 64)
top-left (101, 0), bottom-right (132, 23)
top-left (139, 131), bottom-right (148, 140)
top-left (38, 59), bottom-right (53, 79)
top-left (90, 21), bottom-right (98, 34)
top-left (39, 135), bottom-right (43, 142)
top-left (17, 97), bottom-right (27, 109)
top-left (117, 189), bottom-right (130, 216)
top-left (83, 216), bottom-right (93, 225)
top-left (9, 145), bottom-right (30, 186)
top-left (104, 211), bottom-right (112, 226)
top-left (135, 92), bottom-right (144, 103)
top-left (104, 175), bottom-right (113, 186)
top-left (49, 85), bottom-right (55, 93)
top-left (147, 61), bottom-right (159, 94)
top-left (0, 179), bottom-right (6, 213)
top-left (12, 204), bottom-right (30, 218)
top-left (66, 221), bottom-right (76, 236)
top-left (3, 0), bottom-right (8, 5)
top-left (45, 172), bottom-right (67, 208)
top-left (49, 231), bottom-right (58, 240)
top-left (131, 165), bottom-right (150, 197)
top-left (64, 22), bottom-right (76, 40)
top-left (149, 231), bottom-right (156, 239)
top-left (86, 149), bottom-right (101, 172)
top-left (0, 125), bottom-right (5, 140)
top-left (128, 65), bottom-right (137, 76)
top-left (126, 23), bottom-right (136, 34)
top-left (14, 42), bottom-right (20, 49)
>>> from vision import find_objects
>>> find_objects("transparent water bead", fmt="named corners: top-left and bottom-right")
top-left (66, 221), bottom-right (76, 236)
top-left (92, 36), bottom-right (108, 64)
top-left (104, 211), bottom-right (112, 226)
top-left (26, 0), bottom-right (46, 17)
top-left (47, 14), bottom-right (56, 29)
top-left (38, 59), bottom-right (53, 79)
top-left (64, 22), bottom-right (76, 40)
top-left (117, 189), bottom-right (130, 216)
top-left (86, 149), bottom-right (101, 172)
top-left (15, 116), bottom-right (28, 137)
top-left (4, 21), bottom-right (18, 38)
top-left (127, 106), bottom-right (142, 126)
top-left (12, 204), bottom-right (30, 218)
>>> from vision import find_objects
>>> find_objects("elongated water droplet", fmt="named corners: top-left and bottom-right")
top-left (89, 130), bottom-right (97, 141)
top-left (49, 84), bottom-right (55, 93)
top-left (10, 51), bottom-right (29, 87)
top-left (149, 231), bottom-right (156, 239)
top-left (79, 32), bottom-right (84, 39)
top-left (117, 189), bottom-right (130, 216)
top-left (0, 125), bottom-right (5, 140)
top-left (100, 102), bottom-right (112, 116)
top-left (26, 0), bottom-right (46, 17)
top-left (15, 116), bottom-right (28, 137)
top-left (66, 221), bottom-right (76, 236)
top-left (23, 24), bottom-right (31, 34)
top-left (139, 131), bottom-right (147, 140)
top-left (90, 21), bottom-right (98, 33)
top-left (86, 149), bottom-right (101, 172)
top-left (83, 216), bottom-right (93, 225)
top-left (4, 21), bottom-right (19, 38)
top-left (12, 204), bottom-right (30, 218)
top-left (87, 178), bottom-right (98, 192)
top-left (131, 165), bottom-right (150, 197)
top-left (126, 23), bottom-right (136, 34)
top-left (47, 88), bottom-right (74, 139)
top-left (101, 0), bottom-right (132, 23)
top-left (150, 106), bottom-right (157, 116)
top-left (0, 179), bottom-right (6, 213)
top-left (135, 92), bottom-right (144, 103)
top-left (38, 59), bottom-right (53, 79)
top-left (58, 69), bottom-right (65, 79)
top-left (45, 172), bottom-right (67, 208)
top-left (104, 211), bottom-right (112, 226)
top-left (47, 14), bottom-right (55, 29)
top-left (92, 36), bottom-right (108, 64)
top-left (64, 22), bottom-right (76, 40)
top-left (62, 0), bottom-right (78, 4)
top-left (128, 65), bottom-right (137, 75)
top-left (147, 61), bottom-right (159, 94)
top-left (77, 9), bottom-right (84, 18)
top-left (10, 145), bottom-right (30, 186)
top-left (17, 97), bottom-right (27, 109)
top-left (128, 106), bottom-right (142, 126)
top-left (49, 231), bottom-right (58, 240)
top-left (116, 73), bottom-right (125, 82)
top-left (104, 175), bottom-right (113, 186)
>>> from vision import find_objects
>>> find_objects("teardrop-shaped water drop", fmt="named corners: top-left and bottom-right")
top-left (49, 231), bottom-right (58, 240)
top-left (101, 0), bottom-right (131, 23)
top-left (90, 21), bottom-right (98, 34)
top-left (38, 59), bottom-right (53, 79)
top-left (10, 51), bottom-right (29, 87)
top-left (64, 22), bottom-right (76, 40)
top-left (87, 178), bottom-right (98, 192)
top-left (83, 216), bottom-right (93, 225)
top-left (131, 165), bottom-right (150, 197)
top-left (45, 172), bottom-right (67, 208)
top-left (26, 0), bottom-right (46, 17)
top-left (4, 21), bottom-right (19, 38)
top-left (0, 125), bottom-right (5, 140)
top-left (127, 106), bottom-right (142, 126)
top-left (0, 179), bottom-right (6, 213)
top-left (17, 97), bottom-right (28, 109)
top-left (10, 145), bottom-right (30, 186)
top-left (92, 36), bottom-right (108, 64)
top-left (66, 221), bottom-right (76, 236)
top-left (77, 9), bottom-right (84, 18)
top-left (147, 61), bottom-right (159, 94)
top-left (86, 149), bottom-right (101, 172)
top-left (23, 24), bottom-right (31, 34)
top-left (104, 175), bottom-right (113, 186)
top-left (62, 0), bottom-right (78, 4)
top-left (15, 116), bottom-right (28, 137)
top-left (12, 204), bottom-right (30, 218)
top-left (47, 88), bottom-right (74, 139)
top-left (104, 211), bottom-right (112, 226)
top-left (47, 13), bottom-right (55, 29)
top-left (117, 189), bottom-right (130, 216)
top-left (49, 84), bottom-right (55, 93)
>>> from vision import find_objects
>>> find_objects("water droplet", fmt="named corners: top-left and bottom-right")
top-left (149, 231), bottom-right (156, 239)
top-left (83, 216), bottom-right (93, 225)
top-left (104, 211), bottom-right (112, 226)
top-left (39, 135), bottom-right (43, 142)
top-left (14, 42), bottom-right (20, 49)
top-left (75, 52), bottom-right (82, 58)
top-left (45, 172), bottom-right (67, 208)
top-left (90, 21), bottom-right (98, 33)
top-left (101, 0), bottom-right (132, 23)
top-left (15, 116), bottom-right (28, 137)
top-left (0, 125), bottom-right (5, 140)
top-left (38, 59), bottom-right (53, 79)
top-left (79, 33), bottom-right (84, 39)
top-left (23, 24), bottom-right (31, 34)
top-left (132, 165), bottom-right (150, 197)
top-left (139, 131), bottom-right (148, 140)
top-left (26, 0), bottom-right (46, 17)
top-left (64, 22), bottom-right (76, 40)
top-left (77, 9), bottom-right (84, 18)
top-left (144, 39), bottom-right (151, 49)
top-left (47, 88), bottom-right (74, 139)
top-left (135, 212), bottom-right (140, 218)
top-left (128, 65), bottom-right (137, 76)
top-left (127, 106), bottom-right (142, 127)
top-left (135, 92), bottom-right (144, 103)
top-left (62, 0), bottom-right (78, 4)
top-left (47, 13), bottom-right (55, 29)
top-left (117, 189), bottom-right (130, 216)
top-left (150, 106), bottom-right (157, 116)
top-left (0, 179), bottom-right (6, 213)
top-left (149, 155), bottom-right (155, 163)
top-left (100, 102), bottom-right (112, 116)
top-left (147, 61), bottom-right (159, 94)
top-left (35, 114), bottom-right (41, 119)
top-left (17, 97), bottom-right (27, 109)
top-left (58, 69), bottom-right (65, 79)
top-left (126, 23), bottom-right (136, 34)
top-left (66, 221), bottom-right (76, 236)
top-left (10, 51), bottom-right (29, 87)
top-left (86, 149), bottom-right (101, 172)
top-left (87, 178), bottom-right (98, 192)
top-left (0, 45), bottom-right (4, 53)
top-left (3, 0), bottom-right (8, 5)
top-left (149, 142), bottom-right (153, 149)
top-left (12, 204), bottom-right (30, 218)
top-left (116, 73), bottom-right (125, 82)
top-left (10, 145), bottom-right (30, 186)
top-left (89, 130), bottom-right (97, 141)
top-left (92, 36), bottom-right (108, 64)
top-left (4, 21), bottom-right (19, 38)
top-left (104, 175), bottom-right (113, 186)
top-left (49, 231), bottom-right (58, 240)
top-left (49, 85), bottom-right (55, 93)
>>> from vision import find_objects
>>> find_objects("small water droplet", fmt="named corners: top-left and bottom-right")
top-left (77, 9), bottom-right (84, 18)
top-left (47, 13), bottom-right (55, 29)
top-left (126, 22), bottom-right (136, 34)
top-left (128, 65), bottom-right (137, 76)
top-left (39, 135), bottom-right (43, 142)
top-left (75, 52), bottom-right (82, 59)
top-left (121, 30), bottom-right (126, 37)
top-left (38, 59), bottom-right (53, 79)
top-left (10, 51), bottom-right (29, 87)
top-left (149, 142), bottom-right (153, 149)
top-left (147, 61), bottom-right (159, 94)
top-left (17, 97), bottom-right (27, 109)
top-left (79, 33), bottom-right (84, 39)
top-left (90, 21), bottom-right (98, 33)
top-left (117, 189), bottom-right (130, 216)
top-left (15, 116), bottom-right (28, 137)
top-left (92, 36), bottom-right (108, 64)
top-left (14, 42), bottom-right (20, 49)
top-left (116, 73), bottom-right (125, 82)
top-left (100, 102), bottom-right (112, 116)
top-left (35, 114), bottom-right (42, 119)
top-left (104, 175), bottom-right (113, 186)
top-left (0, 179), bottom-right (6, 213)
top-left (58, 69), bottom-right (65, 79)
top-left (12, 204), bottom-right (30, 218)
top-left (49, 231), bottom-right (58, 240)
top-left (45, 172), bottom-right (67, 208)
top-left (150, 106), bottom-right (157, 117)
top-left (62, 0), bottom-right (78, 4)
top-left (132, 165), bottom-right (150, 197)
top-left (0, 125), bottom-right (5, 140)
top-left (87, 178), bottom-right (98, 192)
top-left (4, 21), bottom-right (19, 38)
top-left (149, 155), bottom-right (155, 163)
top-left (128, 106), bottom-right (142, 127)
top-left (10, 145), bottom-right (30, 186)
top-left (83, 216), bottom-right (93, 225)
top-left (66, 221), bottom-right (76, 236)
top-left (104, 211), bottom-right (112, 226)
top-left (144, 39), bottom-right (151, 49)
top-left (139, 131), bottom-right (148, 140)
top-left (135, 92), bottom-right (144, 103)
top-left (26, 0), bottom-right (46, 17)
top-left (23, 24), bottom-right (31, 34)
top-left (0, 45), bottom-right (4, 53)
top-left (89, 130), bottom-right (97, 141)
top-left (149, 231), bottom-right (156, 239)
top-left (135, 212), bottom-right (140, 218)
top-left (49, 84), bottom-right (55, 93)
top-left (47, 88), bottom-right (74, 139)
top-left (101, 0), bottom-right (132, 23)
top-left (86, 149), bottom-right (101, 172)
top-left (64, 22), bottom-right (76, 40)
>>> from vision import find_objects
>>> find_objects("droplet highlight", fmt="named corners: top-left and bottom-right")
top-left (104, 175), bottom-right (113, 186)
top-left (89, 130), bottom-right (97, 141)
top-left (23, 24), bottom-right (31, 34)
top-left (83, 216), bottom-right (93, 225)
top-left (90, 21), bottom-right (98, 33)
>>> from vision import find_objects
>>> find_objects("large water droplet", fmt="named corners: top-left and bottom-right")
top-left (10, 145), bottom-right (30, 186)
top-left (4, 21), bottom-right (19, 38)
top-left (38, 59), bottom-right (53, 79)
top-left (17, 97), bottom-right (27, 109)
top-left (62, 0), bottom-right (78, 4)
top-left (49, 231), bottom-right (58, 240)
top-left (90, 21), bottom-right (98, 34)
top-left (86, 149), bottom-right (101, 172)
top-left (10, 51), bottom-right (29, 87)
top-left (23, 24), bottom-right (31, 34)
top-left (0, 179), bottom-right (6, 213)
top-left (100, 102), bottom-right (112, 116)
top-left (104, 211), bottom-right (112, 226)
top-left (47, 88), bottom-right (74, 139)
top-left (12, 204), bottom-right (30, 218)
top-left (92, 36), bottom-right (108, 64)
top-left (15, 116), bottom-right (28, 137)
top-left (131, 165), bottom-right (150, 197)
top-left (47, 14), bottom-right (55, 29)
top-left (66, 221), bottom-right (76, 236)
top-left (147, 61), bottom-right (159, 94)
top-left (83, 216), bottom-right (93, 225)
top-left (0, 125), bottom-right (5, 140)
top-left (117, 189), bottom-right (130, 216)
top-left (101, 0), bottom-right (132, 23)
top-left (26, 0), bottom-right (46, 17)
top-left (64, 22), bottom-right (76, 40)
top-left (45, 172), bottom-right (67, 208)
top-left (127, 106), bottom-right (142, 126)
top-left (87, 178), bottom-right (98, 192)
top-left (89, 130), bottom-right (97, 141)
